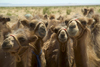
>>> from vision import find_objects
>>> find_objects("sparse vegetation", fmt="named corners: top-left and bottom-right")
top-left (0, 6), bottom-right (99, 17)
top-left (98, 9), bottom-right (100, 13)
top-left (6, 12), bottom-right (12, 16)
top-left (66, 9), bottom-right (71, 15)
top-left (43, 7), bottom-right (51, 15)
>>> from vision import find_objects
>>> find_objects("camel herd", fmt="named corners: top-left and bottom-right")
top-left (0, 8), bottom-right (100, 67)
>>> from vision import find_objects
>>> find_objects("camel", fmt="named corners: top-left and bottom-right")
top-left (1, 28), bottom-right (38, 67)
top-left (81, 8), bottom-right (94, 18)
top-left (27, 19), bottom-right (48, 67)
top-left (43, 23), bottom-right (74, 67)
top-left (65, 16), bottom-right (100, 67)
top-left (1, 18), bottom-right (48, 67)
top-left (81, 8), bottom-right (100, 59)
top-left (90, 14), bottom-right (100, 58)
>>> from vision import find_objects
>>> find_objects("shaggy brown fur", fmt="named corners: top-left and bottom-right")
top-left (81, 8), bottom-right (94, 18)
top-left (57, 15), bottom-right (64, 20)
top-left (1, 28), bottom-right (38, 67)
top-left (43, 19), bottom-right (63, 42)
top-left (65, 16), bottom-right (100, 67)
top-left (90, 14), bottom-right (100, 58)
top-left (19, 19), bottom-right (47, 67)
top-left (49, 14), bottom-right (55, 20)
top-left (43, 24), bottom-right (74, 67)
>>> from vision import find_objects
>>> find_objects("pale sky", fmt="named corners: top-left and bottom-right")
top-left (0, 0), bottom-right (100, 4)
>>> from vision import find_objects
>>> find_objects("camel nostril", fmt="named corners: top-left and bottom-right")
top-left (69, 25), bottom-right (76, 29)
top-left (61, 34), bottom-right (65, 38)
top-left (2, 42), bottom-right (12, 49)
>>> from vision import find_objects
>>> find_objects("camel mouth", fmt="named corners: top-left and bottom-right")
top-left (2, 48), bottom-right (11, 51)
top-left (67, 28), bottom-right (79, 37)
top-left (59, 38), bottom-right (67, 43)
top-left (38, 28), bottom-right (46, 38)
top-left (2, 44), bottom-right (12, 51)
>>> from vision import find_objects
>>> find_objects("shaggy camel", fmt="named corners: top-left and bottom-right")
top-left (43, 15), bottom-right (65, 42)
top-left (65, 17), bottom-right (100, 67)
top-left (81, 8), bottom-right (94, 18)
top-left (90, 14), bottom-right (100, 58)
top-left (0, 16), bottom-right (11, 40)
top-left (19, 19), bottom-right (48, 67)
top-left (1, 28), bottom-right (38, 67)
top-left (82, 8), bottom-right (100, 59)
top-left (43, 23), bottom-right (74, 67)
top-left (43, 19), bottom-right (63, 42)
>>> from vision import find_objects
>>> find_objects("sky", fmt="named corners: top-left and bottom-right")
top-left (0, 0), bottom-right (100, 5)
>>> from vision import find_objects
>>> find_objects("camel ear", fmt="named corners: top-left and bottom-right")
top-left (29, 23), bottom-right (35, 28)
top-left (87, 18), bottom-right (94, 25)
top-left (88, 8), bottom-right (94, 15)
top-left (44, 14), bottom-right (48, 19)
top-left (50, 25), bottom-right (55, 33)
top-left (45, 22), bottom-right (48, 27)
top-left (50, 25), bottom-right (59, 33)
top-left (92, 14), bottom-right (100, 23)
top-left (2, 18), bottom-right (6, 21)
top-left (6, 18), bottom-right (10, 21)
top-left (21, 19), bottom-right (29, 27)
top-left (49, 15), bottom-right (55, 20)
top-left (65, 19), bottom-right (70, 25)
top-left (29, 35), bottom-right (38, 43)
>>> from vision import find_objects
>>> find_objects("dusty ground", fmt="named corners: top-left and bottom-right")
top-left (0, 6), bottom-right (100, 19)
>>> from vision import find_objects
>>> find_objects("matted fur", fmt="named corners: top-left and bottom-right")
top-left (43, 24), bottom-right (74, 67)
top-left (65, 16), bottom-right (100, 67)
top-left (90, 14), bottom-right (100, 58)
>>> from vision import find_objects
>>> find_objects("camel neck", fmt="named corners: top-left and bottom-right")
top-left (31, 38), bottom-right (42, 67)
top-left (34, 38), bottom-right (42, 54)
top-left (16, 48), bottom-right (29, 67)
top-left (57, 42), bottom-right (70, 67)
top-left (73, 29), bottom-right (89, 67)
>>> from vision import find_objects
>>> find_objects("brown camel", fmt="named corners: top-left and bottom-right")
top-left (43, 19), bottom-right (62, 42)
top-left (18, 19), bottom-right (48, 67)
top-left (43, 23), bottom-right (74, 67)
top-left (90, 14), bottom-right (100, 58)
top-left (65, 17), bottom-right (100, 67)
top-left (1, 28), bottom-right (38, 67)
top-left (81, 8), bottom-right (94, 18)
top-left (1, 18), bottom-right (48, 67)
top-left (81, 8), bottom-right (100, 59)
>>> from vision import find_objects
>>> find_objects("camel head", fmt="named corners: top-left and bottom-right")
top-left (90, 14), bottom-right (100, 31)
top-left (65, 17), bottom-right (93, 37)
top-left (2, 29), bottom-right (37, 53)
top-left (81, 8), bottom-right (90, 16)
top-left (51, 24), bottom-right (68, 43)
top-left (0, 17), bottom-right (10, 24)
top-left (81, 8), bottom-right (94, 18)
top-left (21, 19), bottom-right (48, 38)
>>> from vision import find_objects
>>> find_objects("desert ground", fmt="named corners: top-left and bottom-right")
top-left (0, 6), bottom-right (100, 19)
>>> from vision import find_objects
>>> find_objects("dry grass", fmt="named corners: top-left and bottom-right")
top-left (0, 6), bottom-right (100, 18)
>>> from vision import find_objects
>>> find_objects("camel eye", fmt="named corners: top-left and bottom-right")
top-left (81, 21), bottom-right (87, 26)
top-left (45, 22), bottom-right (48, 27)
top-left (54, 28), bottom-right (60, 33)
top-left (18, 37), bottom-right (26, 42)
top-left (29, 23), bottom-right (35, 28)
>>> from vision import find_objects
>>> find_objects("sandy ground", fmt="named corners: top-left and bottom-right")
top-left (0, 6), bottom-right (100, 19)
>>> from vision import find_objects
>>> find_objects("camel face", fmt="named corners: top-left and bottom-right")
top-left (1, 29), bottom-right (35, 53)
top-left (51, 25), bottom-right (68, 43)
top-left (81, 8), bottom-right (89, 16)
top-left (67, 20), bottom-right (82, 37)
top-left (2, 36), bottom-right (19, 52)
top-left (66, 17), bottom-right (93, 37)
top-left (29, 20), bottom-right (47, 38)
top-left (58, 28), bottom-right (68, 43)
